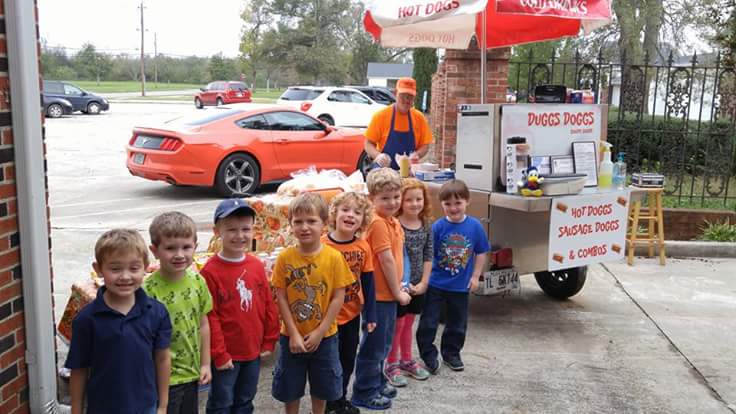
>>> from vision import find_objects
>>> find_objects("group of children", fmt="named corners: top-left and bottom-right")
top-left (65, 168), bottom-right (489, 414)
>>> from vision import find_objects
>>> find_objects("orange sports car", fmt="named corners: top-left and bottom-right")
top-left (126, 105), bottom-right (371, 196)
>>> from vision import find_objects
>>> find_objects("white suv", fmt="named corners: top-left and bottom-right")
top-left (276, 86), bottom-right (386, 128)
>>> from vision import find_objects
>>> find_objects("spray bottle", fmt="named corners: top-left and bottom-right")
top-left (613, 152), bottom-right (627, 189)
top-left (598, 142), bottom-right (613, 189)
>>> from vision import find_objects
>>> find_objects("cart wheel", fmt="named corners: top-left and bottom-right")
top-left (534, 266), bottom-right (587, 299)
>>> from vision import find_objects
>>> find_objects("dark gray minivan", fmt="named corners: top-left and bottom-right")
top-left (42, 80), bottom-right (110, 114)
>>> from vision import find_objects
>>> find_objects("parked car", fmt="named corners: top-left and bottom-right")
top-left (195, 81), bottom-right (252, 108)
top-left (276, 86), bottom-right (385, 128)
top-left (42, 95), bottom-right (73, 118)
top-left (126, 106), bottom-right (370, 196)
top-left (42, 80), bottom-right (109, 114)
top-left (345, 85), bottom-right (396, 105)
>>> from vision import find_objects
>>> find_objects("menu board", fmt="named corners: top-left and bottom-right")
top-left (548, 191), bottom-right (630, 271)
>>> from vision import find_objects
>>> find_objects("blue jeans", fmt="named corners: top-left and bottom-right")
top-left (206, 359), bottom-right (260, 414)
top-left (351, 301), bottom-right (397, 403)
top-left (416, 286), bottom-right (469, 364)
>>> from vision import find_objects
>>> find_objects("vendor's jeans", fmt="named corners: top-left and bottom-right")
top-left (351, 301), bottom-right (397, 403)
top-left (206, 358), bottom-right (260, 414)
top-left (416, 286), bottom-right (469, 364)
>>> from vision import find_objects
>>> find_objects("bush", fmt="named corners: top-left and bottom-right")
top-left (698, 220), bottom-right (736, 242)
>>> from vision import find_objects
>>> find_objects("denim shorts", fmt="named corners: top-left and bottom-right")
top-left (272, 334), bottom-right (342, 403)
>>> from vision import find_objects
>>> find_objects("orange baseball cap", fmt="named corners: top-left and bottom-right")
top-left (396, 77), bottom-right (416, 96)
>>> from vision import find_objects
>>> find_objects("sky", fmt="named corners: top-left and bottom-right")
top-left (37, 0), bottom-right (246, 58)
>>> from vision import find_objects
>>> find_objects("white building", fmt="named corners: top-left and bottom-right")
top-left (367, 63), bottom-right (413, 87)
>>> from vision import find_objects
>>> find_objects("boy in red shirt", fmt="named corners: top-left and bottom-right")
top-left (201, 199), bottom-right (279, 414)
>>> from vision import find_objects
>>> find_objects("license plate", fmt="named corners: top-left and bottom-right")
top-left (236, 92), bottom-right (243, 97)
top-left (476, 268), bottom-right (520, 296)
top-left (133, 153), bottom-right (145, 165)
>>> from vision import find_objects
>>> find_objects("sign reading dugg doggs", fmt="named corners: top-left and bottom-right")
top-left (548, 191), bottom-right (630, 271)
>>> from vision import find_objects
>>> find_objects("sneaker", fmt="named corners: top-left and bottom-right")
top-left (422, 358), bottom-right (441, 375)
top-left (443, 356), bottom-right (464, 371)
top-left (383, 363), bottom-right (408, 388)
top-left (343, 400), bottom-right (361, 414)
top-left (380, 383), bottom-right (398, 399)
top-left (400, 359), bottom-right (430, 380)
top-left (351, 395), bottom-right (391, 411)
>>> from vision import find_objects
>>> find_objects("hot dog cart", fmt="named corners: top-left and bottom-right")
top-left (426, 103), bottom-right (630, 299)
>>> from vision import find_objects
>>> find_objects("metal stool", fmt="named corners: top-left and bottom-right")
top-left (626, 187), bottom-right (666, 265)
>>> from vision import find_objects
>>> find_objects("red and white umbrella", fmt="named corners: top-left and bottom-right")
top-left (363, 0), bottom-right (611, 49)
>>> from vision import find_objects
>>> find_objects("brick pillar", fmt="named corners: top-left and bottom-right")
top-left (430, 43), bottom-right (510, 168)
top-left (0, 1), bottom-right (44, 412)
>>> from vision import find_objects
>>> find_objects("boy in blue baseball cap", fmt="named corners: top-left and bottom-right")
top-left (200, 198), bottom-right (279, 414)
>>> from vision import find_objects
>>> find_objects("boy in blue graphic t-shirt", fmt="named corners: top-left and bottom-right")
top-left (416, 180), bottom-right (489, 374)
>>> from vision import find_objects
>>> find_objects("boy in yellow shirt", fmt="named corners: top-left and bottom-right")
top-left (271, 193), bottom-right (355, 414)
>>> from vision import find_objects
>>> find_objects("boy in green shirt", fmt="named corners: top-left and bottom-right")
top-left (144, 212), bottom-right (213, 414)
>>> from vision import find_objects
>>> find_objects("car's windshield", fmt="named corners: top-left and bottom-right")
top-left (183, 108), bottom-right (243, 126)
top-left (280, 88), bottom-right (323, 101)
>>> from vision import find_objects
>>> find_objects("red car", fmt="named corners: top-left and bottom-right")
top-left (194, 81), bottom-right (252, 108)
top-left (126, 105), bottom-right (371, 196)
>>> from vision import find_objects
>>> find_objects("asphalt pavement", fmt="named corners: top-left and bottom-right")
top-left (46, 103), bottom-right (736, 413)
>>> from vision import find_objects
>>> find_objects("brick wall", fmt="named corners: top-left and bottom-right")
top-left (663, 208), bottom-right (736, 241)
top-left (0, 1), bottom-right (35, 413)
top-left (430, 43), bottom-right (510, 168)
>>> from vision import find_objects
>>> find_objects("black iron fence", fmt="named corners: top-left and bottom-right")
top-left (509, 50), bottom-right (736, 210)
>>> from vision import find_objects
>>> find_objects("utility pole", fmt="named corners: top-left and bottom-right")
top-left (154, 32), bottom-right (158, 87)
top-left (139, 1), bottom-right (146, 97)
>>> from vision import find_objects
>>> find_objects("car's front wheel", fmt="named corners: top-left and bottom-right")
top-left (216, 97), bottom-right (224, 106)
top-left (86, 102), bottom-right (101, 115)
top-left (46, 104), bottom-right (63, 118)
top-left (194, 97), bottom-right (203, 109)
top-left (215, 153), bottom-right (260, 197)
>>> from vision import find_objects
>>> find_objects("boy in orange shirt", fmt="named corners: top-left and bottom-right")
top-left (352, 168), bottom-right (412, 411)
top-left (323, 192), bottom-right (377, 414)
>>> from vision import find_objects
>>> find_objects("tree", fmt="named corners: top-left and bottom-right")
top-left (240, 0), bottom-right (272, 88)
top-left (258, 0), bottom-right (354, 84)
top-left (412, 48), bottom-right (437, 110)
top-left (711, 0), bottom-right (736, 64)
top-left (208, 53), bottom-right (239, 81)
top-left (72, 43), bottom-right (111, 83)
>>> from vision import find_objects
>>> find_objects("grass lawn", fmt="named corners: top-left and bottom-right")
top-left (114, 88), bottom-right (285, 104)
top-left (72, 80), bottom-right (202, 93)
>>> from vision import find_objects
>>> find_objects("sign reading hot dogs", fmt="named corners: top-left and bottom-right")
top-left (548, 191), bottom-right (630, 271)
top-left (500, 104), bottom-right (603, 157)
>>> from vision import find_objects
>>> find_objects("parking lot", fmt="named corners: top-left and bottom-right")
top-left (46, 102), bottom-right (736, 413)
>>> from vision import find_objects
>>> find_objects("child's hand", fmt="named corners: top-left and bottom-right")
top-left (304, 329), bottom-right (325, 352)
top-left (366, 322), bottom-right (377, 333)
top-left (157, 407), bottom-right (166, 414)
top-left (398, 291), bottom-right (412, 306)
top-left (260, 350), bottom-right (272, 358)
top-left (216, 359), bottom-right (234, 371)
top-left (199, 364), bottom-right (212, 385)
top-left (289, 335), bottom-right (308, 354)
top-left (468, 278), bottom-right (480, 293)
top-left (410, 282), bottom-right (428, 295)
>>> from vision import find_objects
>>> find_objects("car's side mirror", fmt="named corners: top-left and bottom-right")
top-left (81, 91), bottom-right (87, 96)
top-left (200, 87), bottom-right (206, 92)
top-left (323, 125), bottom-right (336, 134)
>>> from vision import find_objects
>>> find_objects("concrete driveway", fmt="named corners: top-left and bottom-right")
top-left (45, 103), bottom-right (736, 413)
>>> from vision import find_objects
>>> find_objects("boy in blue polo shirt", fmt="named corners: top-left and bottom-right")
top-left (66, 229), bottom-right (173, 414)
